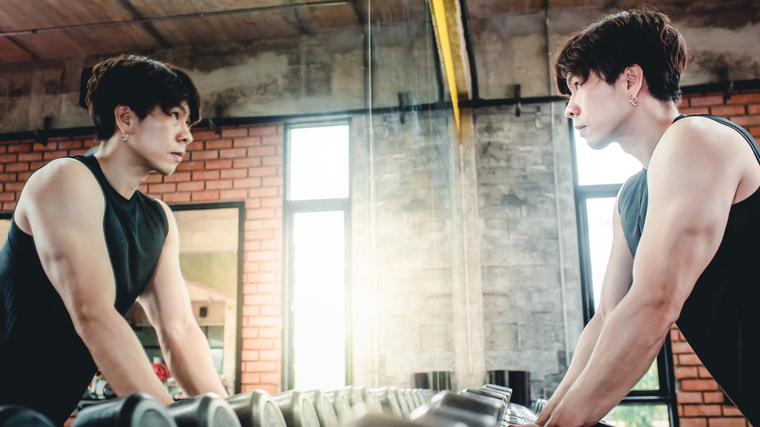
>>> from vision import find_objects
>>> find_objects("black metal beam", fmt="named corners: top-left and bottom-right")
top-left (681, 78), bottom-right (760, 95)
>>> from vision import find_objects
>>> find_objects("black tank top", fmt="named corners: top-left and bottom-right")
top-left (619, 114), bottom-right (760, 423)
top-left (0, 155), bottom-right (168, 426)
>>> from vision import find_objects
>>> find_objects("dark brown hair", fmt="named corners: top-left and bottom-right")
top-left (554, 6), bottom-right (689, 104)
top-left (86, 55), bottom-right (201, 140)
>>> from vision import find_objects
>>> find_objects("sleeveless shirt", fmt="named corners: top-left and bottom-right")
top-left (618, 114), bottom-right (760, 423)
top-left (0, 154), bottom-right (169, 426)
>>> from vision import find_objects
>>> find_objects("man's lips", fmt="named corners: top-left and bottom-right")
top-left (171, 152), bottom-right (184, 160)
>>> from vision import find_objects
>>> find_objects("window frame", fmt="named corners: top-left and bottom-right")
top-left (282, 119), bottom-right (353, 391)
top-left (569, 119), bottom-right (679, 425)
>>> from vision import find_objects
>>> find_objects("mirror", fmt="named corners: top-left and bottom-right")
top-left (127, 203), bottom-right (244, 395)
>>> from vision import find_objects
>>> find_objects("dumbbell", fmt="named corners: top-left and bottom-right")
top-left (271, 390), bottom-right (321, 427)
top-left (409, 390), bottom-right (424, 410)
top-left (346, 413), bottom-right (457, 427)
top-left (482, 384), bottom-right (512, 403)
top-left (411, 404), bottom-right (497, 427)
top-left (369, 387), bottom-right (402, 418)
top-left (303, 390), bottom-right (339, 427)
top-left (72, 393), bottom-right (177, 427)
top-left (348, 386), bottom-right (382, 414)
top-left (226, 390), bottom-right (287, 427)
top-left (327, 389), bottom-right (355, 425)
top-left (391, 388), bottom-right (411, 418)
top-left (0, 406), bottom-right (56, 427)
top-left (429, 391), bottom-right (504, 425)
top-left (166, 393), bottom-right (241, 427)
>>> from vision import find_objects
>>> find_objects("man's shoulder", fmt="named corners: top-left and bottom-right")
top-left (667, 115), bottom-right (746, 147)
top-left (654, 115), bottom-right (747, 168)
top-left (23, 157), bottom-right (101, 202)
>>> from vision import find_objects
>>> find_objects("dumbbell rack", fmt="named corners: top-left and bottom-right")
top-left (0, 384), bottom-right (559, 427)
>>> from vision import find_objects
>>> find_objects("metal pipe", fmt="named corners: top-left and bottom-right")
top-left (0, 1), bottom-right (350, 38)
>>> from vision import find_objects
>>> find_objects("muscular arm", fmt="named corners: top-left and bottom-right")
top-left (15, 159), bottom-right (174, 405)
top-left (137, 202), bottom-right (228, 397)
top-left (544, 123), bottom-right (739, 426)
top-left (535, 198), bottom-right (634, 425)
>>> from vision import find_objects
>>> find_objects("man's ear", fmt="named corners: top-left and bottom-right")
top-left (624, 65), bottom-right (645, 98)
top-left (114, 105), bottom-right (132, 136)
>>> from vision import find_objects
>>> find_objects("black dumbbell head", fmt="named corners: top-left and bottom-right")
top-left (346, 413), bottom-right (454, 427)
top-left (304, 390), bottom-right (339, 427)
top-left (272, 390), bottom-right (321, 427)
top-left (72, 393), bottom-right (176, 427)
top-left (226, 390), bottom-right (286, 427)
top-left (166, 393), bottom-right (241, 427)
top-left (412, 405), bottom-right (497, 427)
top-left (369, 387), bottom-right (402, 418)
top-left (431, 391), bottom-right (504, 424)
top-left (0, 406), bottom-right (56, 427)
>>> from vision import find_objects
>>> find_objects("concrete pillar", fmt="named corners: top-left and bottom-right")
top-left (451, 108), bottom-right (486, 388)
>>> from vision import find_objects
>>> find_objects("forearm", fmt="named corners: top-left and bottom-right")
top-left (547, 295), bottom-right (673, 426)
top-left (76, 311), bottom-right (174, 405)
top-left (162, 324), bottom-right (228, 397)
top-left (536, 314), bottom-right (604, 425)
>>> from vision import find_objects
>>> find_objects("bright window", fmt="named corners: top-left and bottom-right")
top-left (292, 211), bottom-right (346, 390)
top-left (284, 123), bottom-right (351, 391)
top-left (289, 125), bottom-right (350, 200)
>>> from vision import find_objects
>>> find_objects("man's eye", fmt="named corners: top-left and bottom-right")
top-left (574, 81), bottom-right (580, 89)
top-left (171, 112), bottom-right (179, 119)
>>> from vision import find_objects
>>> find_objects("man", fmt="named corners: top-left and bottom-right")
top-left (529, 8), bottom-right (760, 426)
top-left (0, 55), bottom-right (227, 426)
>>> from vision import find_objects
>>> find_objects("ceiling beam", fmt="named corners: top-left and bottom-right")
top-left (433, 0), bottom-right (473, 101)
top-left (117, 0), bottom-right (173, 49)
top-left (430, 0), bottom-right (475, 131)
top-left (0, 1), bottom-right (350, 38)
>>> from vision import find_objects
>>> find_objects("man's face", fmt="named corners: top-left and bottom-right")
top-left (564, 72), bottom-right (629, 150)
top-left (128, 102), bottom-right (193, 176)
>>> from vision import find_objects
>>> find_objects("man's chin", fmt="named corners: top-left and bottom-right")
top-left (586, 138), bottom-right (613, 151)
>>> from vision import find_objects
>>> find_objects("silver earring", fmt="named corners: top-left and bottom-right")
top-left (122, 133), bottom-right (128, 141)
top-left (629, 95), bottom-right (638, 107)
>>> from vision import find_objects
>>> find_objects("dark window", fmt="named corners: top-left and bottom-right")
top-left (570, 119), bottom-right (679, 427)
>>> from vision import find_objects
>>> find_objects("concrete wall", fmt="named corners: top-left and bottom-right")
top-left (474, 103), bottom-right (584, 399)
top-left (0, 22), bottom-right (439, 135)
top-left (350, 109), bottom-right (461, 388)
top-left (470, 7), bottom-right (760, 98)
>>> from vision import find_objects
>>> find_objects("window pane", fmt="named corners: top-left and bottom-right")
top-left (632, 360), bottom-right (660, 391)
top-left (603, 404), bottom-right (670, 427)
top-left (585, 197), bottom-right (616, 311)
top-left (574, 127), bottom-right (642, 186)
top-left (293, 211), bottom-right (346, 390)
top-left (585, 198), bottom-right (660, 391)
top-left (289, 125), bottom-right (349, 200)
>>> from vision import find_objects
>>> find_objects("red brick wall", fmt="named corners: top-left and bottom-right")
top-left (0, 123), bottom-right (284, 395)
top-left (672, 89), bottom-right (760, 427)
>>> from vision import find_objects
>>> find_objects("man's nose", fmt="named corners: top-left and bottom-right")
top-left (565, 101), bottom-right (579, 118)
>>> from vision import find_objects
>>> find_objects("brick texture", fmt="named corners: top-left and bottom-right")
top-left (0, 124), bottom-right (284, 394)
top-left (672, 90), bottom-right (760, 427)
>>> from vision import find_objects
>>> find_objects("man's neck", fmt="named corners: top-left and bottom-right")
top-left (93, 138), bottom-right (152, 199)
top-left (616, 100), bottom-right (682, 169)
